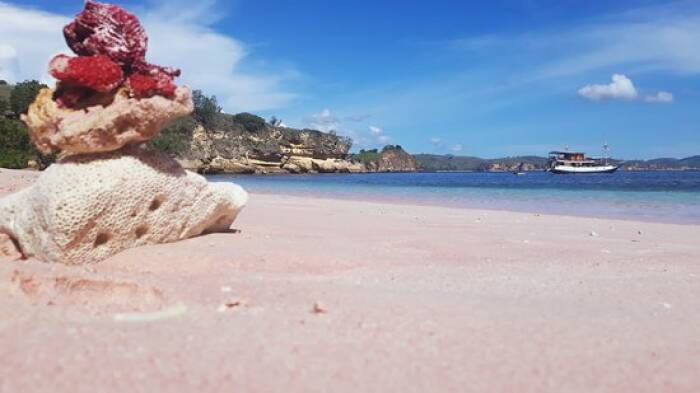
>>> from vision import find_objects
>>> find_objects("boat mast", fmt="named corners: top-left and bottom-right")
top-left (603, 142), bottom-right (609, 166)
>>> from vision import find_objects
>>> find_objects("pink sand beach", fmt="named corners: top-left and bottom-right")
top-left (1, 168), bottom-right (699, 392)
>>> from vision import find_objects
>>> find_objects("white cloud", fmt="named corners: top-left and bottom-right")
top-left (0, 2), bottom-right (67, 83)
top-left (429, 137), bottom-right (442, 146)
top-left (452, 4), bottom-right (700, 80)
top-left (308, 110), bottom-right (391, 146)
top-left (368, 125), bottom-right (390, 144)
top-left (644, 91), bottom-right (674, 103)
top-left (308, 108), bottom-right (340, 132)
top-left (344, 113), bottom-right (372, 122)
top-left (0, 1), bottom-right (296, 112)
top-left (578, 74), bottom-right (638, 101)
top-left (577, 74), bottom-right (674, 104)
top-left (368, 125), bottom-right (383, 136)
top-left (451, 144), bottom-right (464, 152)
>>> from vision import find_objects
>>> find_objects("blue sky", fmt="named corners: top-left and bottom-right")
top-left (1, 0), bottom-right (700, 158)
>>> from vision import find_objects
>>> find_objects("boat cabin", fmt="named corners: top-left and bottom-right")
top-left (548, 151), bottom-right (597, 166)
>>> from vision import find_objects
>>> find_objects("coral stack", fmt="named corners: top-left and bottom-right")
top-left (0, 1), bottom-right (247, 265)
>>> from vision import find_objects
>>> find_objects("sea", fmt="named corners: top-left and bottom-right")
top-left (208, 171), bottom-right (700, 224)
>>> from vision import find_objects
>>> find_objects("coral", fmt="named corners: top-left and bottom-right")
top-left (49, 54), bottom-right (124, 93)
top-left (3, 1), bottom-right (249, 265)
top-left (63, 0), bottom-right (147, 69)
top-left (22, 86), bottom-right (193, 155)
top-left (127, 69), bottom-right (177, 99)
top-left (0, 148), bottom-right (248, 265)
top-left (61, 1), bottom-right (180, 101)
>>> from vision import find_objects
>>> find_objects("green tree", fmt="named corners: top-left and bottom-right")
top-left (355, 148), bottom-right (381, 164)
top-left (232, 112), bottom-right (266, 132)
top-left (0, 117), bottom-right (33, 168)
top-left (0, 98), bottom-right (8, 114)
top-left (10, 80), bottom-right (46, 115)
top-left (192, 89), bottom-right (222, 127)
top-left (268, 116), bottom-right (282, 127)
top-left (147, 116), bottom-right (197, 157)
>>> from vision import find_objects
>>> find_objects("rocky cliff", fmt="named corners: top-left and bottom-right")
top-left (151, 112), bottom-right (405, 174)
top-left (357, 145), bottom-right (418, 172)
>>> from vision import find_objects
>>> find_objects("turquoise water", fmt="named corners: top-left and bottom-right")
top-left (208, 171), bottom-right (700, 224)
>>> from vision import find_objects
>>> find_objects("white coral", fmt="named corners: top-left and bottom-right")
top-left (0, 147), bottom-right (247, 265)
top-left (21, 86), bottom-right (193, 155)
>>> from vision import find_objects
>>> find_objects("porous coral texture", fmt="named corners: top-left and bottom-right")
top-left (0, 148), bottom-right (247, 265)
top-left (63, 0), bottom-right (147, 69)
top-left (49, 54), bottom-right (124, 93)
top-left (127, 69), bottom-right (177, 99)
top-left (22, 86), bottom-right (193, 155)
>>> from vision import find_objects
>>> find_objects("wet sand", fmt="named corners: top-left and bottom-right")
top-left (1, 168), bottom-right (699, 392)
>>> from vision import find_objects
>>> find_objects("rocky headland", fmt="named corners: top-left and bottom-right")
top-left (151, 112), bottom-right (418, 174)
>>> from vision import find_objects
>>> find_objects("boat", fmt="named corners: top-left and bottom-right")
top-left (547, 145), bottom-right (618, 174)
top-left (512, 162), bottom-right (526, 175)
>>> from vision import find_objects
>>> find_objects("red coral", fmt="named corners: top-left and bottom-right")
top-left (58, 1), bottom-right (182, 101)
top-left (49, 54), bottom-right (124, 92)
top-left (63, 0), bottom-right (147, 70)
top-left (127, 70), bottom-right (177, 99)
top-left (132, 61), bottom-right (181, 79)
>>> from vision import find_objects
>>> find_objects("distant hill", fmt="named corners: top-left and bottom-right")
top-left (679, 155), bottom-right (700, 167)
top-left (622, 156), bottom-right (700, 170)
top-left (415, 154), bottom-right (700, 172)
top-left (413, 154), bottom-right (487, 171)
top-left (414, 154), bottom-right (548, 172)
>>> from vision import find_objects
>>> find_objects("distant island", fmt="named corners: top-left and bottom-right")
top-left (1, 80), bottom-right (699, 173)
top-left (414, 154), bottom-right (700, 172)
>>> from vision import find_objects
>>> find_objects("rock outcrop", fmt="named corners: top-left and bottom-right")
top-left (168, 116), bottom-right (367, 174)
top-left (369, 145), bottom-right (418, 172)
top-left (353, 145), bottom-right (418, 173)
top-left (162, 118), bottom-right (418, 174)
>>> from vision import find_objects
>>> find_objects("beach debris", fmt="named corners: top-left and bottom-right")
top-left (217, 298), bottom-right (245, 313)
top-left (312, 301), bottom-right (327, 314)
top-left (113, 303), bottom-right (187, 323)
top-left (0, 1), bottom-right (247, 265)
top-left (589, 231), bottom-right (599, 237)
top-left (220, 286), bottom-right (232, 293)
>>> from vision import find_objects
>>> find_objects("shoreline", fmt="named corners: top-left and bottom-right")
top-left (208, 170), bottom-right (700, 225)
top-left (2, 169), bottom-right (700, 392)
top-left (244, 190), bottom-right (700, 226)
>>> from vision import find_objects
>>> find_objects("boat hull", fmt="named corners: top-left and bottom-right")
top-left (549, 165), bottom-right (618, 174)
